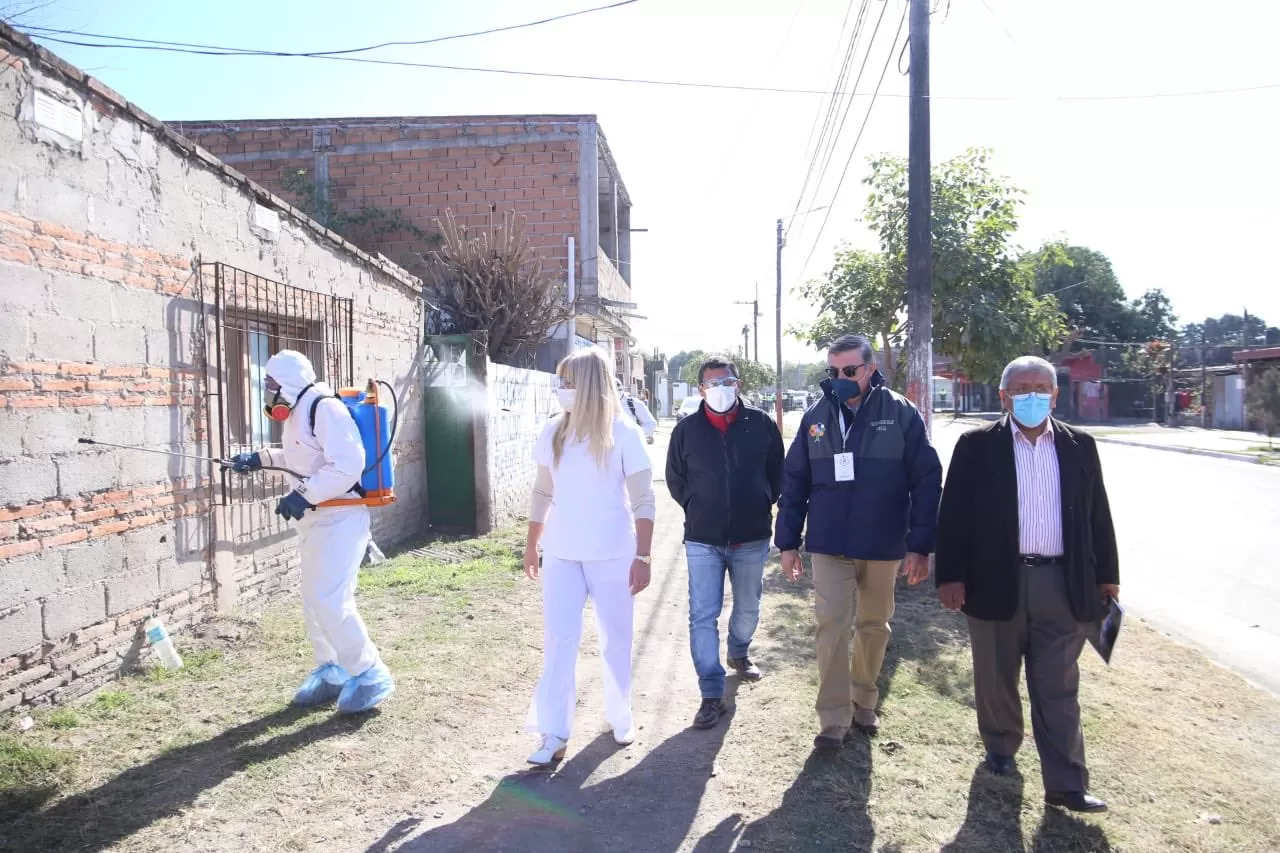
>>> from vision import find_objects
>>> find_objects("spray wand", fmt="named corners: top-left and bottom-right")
top-left (76, 438), bottom-right (304, 478)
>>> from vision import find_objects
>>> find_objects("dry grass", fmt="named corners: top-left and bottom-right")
top-left (728, 553), bottom-right (1280, 852)
top-left (2, 527), bottom-right (1278, 852)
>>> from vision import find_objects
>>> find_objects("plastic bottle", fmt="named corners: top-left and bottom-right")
top-left (144, 616), bottom-right (184, 670)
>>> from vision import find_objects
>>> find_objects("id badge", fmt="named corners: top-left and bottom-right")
top-left (834, 452), bottom-right (855, 482)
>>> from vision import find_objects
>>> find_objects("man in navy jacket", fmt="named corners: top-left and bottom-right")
top-left (775, 335), bottom-right (942, 750)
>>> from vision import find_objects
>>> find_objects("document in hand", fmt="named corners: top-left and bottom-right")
top-left (1088, 596), bottom-right (1124, 664)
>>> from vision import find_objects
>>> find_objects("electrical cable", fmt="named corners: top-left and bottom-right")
top-left (803, 0), bottom-right (891, 242)
top-left (786, 0), bottom-right (869, 241)
top-left (17, 1), bottom-right (638, 58)
top-left (794, 2), bottom-right (907, 288)
top-left (19, 25), bottom-right (1279, 102)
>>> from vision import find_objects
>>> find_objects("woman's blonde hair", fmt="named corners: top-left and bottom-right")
top-left (552, 346), bottom-right (620, 468)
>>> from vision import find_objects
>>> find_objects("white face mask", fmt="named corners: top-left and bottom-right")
top-left (556, 388), bottom-right (576, 411)
top-left (704, 385), bottom-right (738, 413)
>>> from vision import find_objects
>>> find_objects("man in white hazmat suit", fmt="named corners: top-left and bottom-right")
top-left (616, 377), bottom-right (657, 444)
top-left (229, 349), bottom-right (394, 714)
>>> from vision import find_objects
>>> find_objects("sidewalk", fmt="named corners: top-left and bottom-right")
top-left (950, 414), bottom-right (1278, 464)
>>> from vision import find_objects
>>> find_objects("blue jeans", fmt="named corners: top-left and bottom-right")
top-left (685, 540), bottom-right (770, 699)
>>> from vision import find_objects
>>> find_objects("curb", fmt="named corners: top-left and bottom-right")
top-left (945, 417), bottom-right (1274, 465)
top-left (1089, 435), bottom-right (1272, 465)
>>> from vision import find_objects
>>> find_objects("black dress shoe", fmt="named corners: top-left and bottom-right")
top-left (728, 657), bottom-right (762, 681)
top-left (984, 751), bottom-right (1016, 776)
top-left (1045, 791), bottom-right (1108, 813)
top-left (693, 698), bottom-right (727, 729)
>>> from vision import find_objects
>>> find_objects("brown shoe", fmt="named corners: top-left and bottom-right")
top-left (852, 704), bottom-right (880, 732)
top-left (813, 726), bottom-right (847, 751)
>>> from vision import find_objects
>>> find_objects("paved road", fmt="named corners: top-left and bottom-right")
top-left (673, 412), bottom-right (1280, 694)
top-left (928, 418), bottom-right (1280, 696)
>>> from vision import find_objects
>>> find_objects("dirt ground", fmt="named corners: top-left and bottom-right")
top-left (3, 479), bottom-right (1280, 851)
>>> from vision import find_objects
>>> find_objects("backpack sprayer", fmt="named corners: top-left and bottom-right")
top-left (77, 377), bottom-right (400, 508)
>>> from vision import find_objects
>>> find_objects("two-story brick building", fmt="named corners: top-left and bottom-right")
top-left (171, 115), bottom-right (639, 381)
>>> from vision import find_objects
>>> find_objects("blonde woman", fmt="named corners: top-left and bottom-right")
top-left (523, 347), bottom-right (656, 766)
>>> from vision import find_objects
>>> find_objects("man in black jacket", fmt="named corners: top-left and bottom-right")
top-left (667, 356), bottom-right (785, 729)
top-left (936, 355), bottom-right (1119, 813)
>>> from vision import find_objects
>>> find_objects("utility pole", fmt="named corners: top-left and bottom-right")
top-left (734, 287), bottom-right (760, 363)
top-left (742, 324), bottom-right (751, 363)
top-left (1200, 328), bottom-right (1208, 428)
top-left (905, 0), bottom-right (933, 435)
top-left (775, 218), bottom-right (784, 430)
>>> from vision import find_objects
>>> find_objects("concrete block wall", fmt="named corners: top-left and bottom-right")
top-left (171, 116), bottom-right (586, 276)
top-left (0, 29), bottom-right (427, 709)
top-left (483, 361), bottom-right (558, 529)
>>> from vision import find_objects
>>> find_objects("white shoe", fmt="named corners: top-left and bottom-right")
top-left (527, 734), bottom-right (568, 766)
top-left (613, 727), bottom-right (637, 746)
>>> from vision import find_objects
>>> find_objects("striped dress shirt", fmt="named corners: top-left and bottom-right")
top-left (1011, 420), bottom-right (1064, 557)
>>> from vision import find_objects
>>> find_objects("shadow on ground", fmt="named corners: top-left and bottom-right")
top-left (0, 706), bottom-right (368, 852)
top-left (375, 698), bottom-right (737, 853)
top-left (741, 579), bottom-right (1113, 852)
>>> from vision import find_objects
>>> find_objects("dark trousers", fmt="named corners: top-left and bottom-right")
top-left (966, 562), bottom-right (1090, 793)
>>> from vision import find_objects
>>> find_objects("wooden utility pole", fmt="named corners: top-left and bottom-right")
top-left (775, 218), bottom-right (784, 430)
top-left (906, 0), bottom-right (933, 434)
top-left (1200, 328), bottom-right (1208, 428)
top-left (734, 283), bottom-right (760, 363)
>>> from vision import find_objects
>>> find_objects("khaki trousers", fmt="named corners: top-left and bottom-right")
top-left (811, 554), bottom-right (899, 728)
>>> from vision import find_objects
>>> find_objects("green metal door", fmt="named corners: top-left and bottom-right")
top-left (424, 334), bottom-right (478, 531)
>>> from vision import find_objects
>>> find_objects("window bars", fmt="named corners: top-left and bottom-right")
top-left (204, 262), bottom-right (353, 505)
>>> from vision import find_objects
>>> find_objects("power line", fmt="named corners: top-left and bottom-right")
top-left (794, 2), bottom-right (907, 287)
top-left (787, 0), bottom-right (871, 241)
top-left (21, 25), bottom-right (1280, 102)
top-left (798, 0), bottom-right (891, 250)
top-left (17, 1), bottom-right (639, 57)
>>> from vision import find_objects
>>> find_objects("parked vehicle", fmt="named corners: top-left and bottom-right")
top-left (676, 396), bottom-right (702, 422)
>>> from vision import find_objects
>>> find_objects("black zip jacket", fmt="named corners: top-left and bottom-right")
top-left (665, 401), bottom-right (785, 546)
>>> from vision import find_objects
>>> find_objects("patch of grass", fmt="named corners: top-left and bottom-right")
top-left (143, 647), bottom-right (226, 684)
top-left (361, 528), bottom-right (523, 596)
top-left (45, 709), bottom-right (81, 730)
top-left (0, 735), bottom-right (73, 813)
top-left (87, 689), bottom-right (136, 716)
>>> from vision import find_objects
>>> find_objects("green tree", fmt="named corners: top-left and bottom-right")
top-left (734, 359), bottom-right (777, 393)
top-left (1129, 289), bottom-right (1178, 343)
top-left (1246, 367), bottom-right (1280, 448)
top-left (675, 350), bottom-right (711, 385)
top-left (1024, 242), bottom-right (1130, 345)
top-left (795, 248), bottom-right (905, 385)
top-left (1121, 340), bottom-right (1174, 412)
top-left (797, 149), bottom-right (1066, 386)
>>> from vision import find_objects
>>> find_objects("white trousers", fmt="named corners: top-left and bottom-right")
top-left (296, 505), bottom-right (380, 677)
top-left (525, 554), bottom-right (635, 739)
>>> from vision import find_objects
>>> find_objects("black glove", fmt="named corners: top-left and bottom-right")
top-left (275, 490), bottom-right (314, 521)
top-left (229, 452), bottom-right (262, 474)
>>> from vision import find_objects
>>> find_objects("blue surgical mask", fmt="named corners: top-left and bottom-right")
top-left (832, 378), bottom-right (861, 403)
top-left (1010, 392), bottom-right (1053, 428)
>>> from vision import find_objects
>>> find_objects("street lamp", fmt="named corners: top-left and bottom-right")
top-left (774, 205), bottom-right (830, 428)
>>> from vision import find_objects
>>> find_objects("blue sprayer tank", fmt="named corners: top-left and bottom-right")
top-left (338, 379), bottom-right (395, 506)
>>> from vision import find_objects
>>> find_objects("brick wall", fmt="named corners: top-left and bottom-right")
top-left (0, 29), bottom-right (427, 709)
top-left (482, 361), bottom-right (558, 529)
top-left (171, 117), bottom-right (585, 277)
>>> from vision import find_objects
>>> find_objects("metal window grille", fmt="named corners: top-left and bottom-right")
top-left (204, 262), bottom-right (353, 505)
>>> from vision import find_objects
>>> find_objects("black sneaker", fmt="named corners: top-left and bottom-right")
top-left (728, 657), bottom-right (762, 681)
top-left (693, 698), bottom-right (727, 729)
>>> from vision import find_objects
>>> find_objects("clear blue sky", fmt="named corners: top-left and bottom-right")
top-left (14, 0), bottom-right (1280, 362)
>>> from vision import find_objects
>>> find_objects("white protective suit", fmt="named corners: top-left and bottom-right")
top-left (257, 350), bottom-right (381, 678)
top-left (620, 392), bottom-right (657, 439)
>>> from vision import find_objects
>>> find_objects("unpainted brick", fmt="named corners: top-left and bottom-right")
top-left (22, 669), bottom-right (70, 703)
top-left (0, 663), bottom-right (52, 695)
top-left (106, 568), bottom-right (159, 616)
top-left (64, 536), bottom-right (126, 587)
top-left (0, 604), bottom-right (43, 660)
top-left (0, 548), bottom-right (63, 608)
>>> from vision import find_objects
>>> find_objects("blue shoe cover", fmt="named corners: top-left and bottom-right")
top-left (292, 663), bottom-right (350, 707)
top-left (337, 661), bottom-right (395, 714)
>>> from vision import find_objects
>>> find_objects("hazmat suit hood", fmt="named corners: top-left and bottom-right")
top-left (265, 349), bottom-right (317, 405)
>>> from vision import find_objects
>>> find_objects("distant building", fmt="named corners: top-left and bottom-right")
top-left (173, 114), bottom-right (638, 381)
